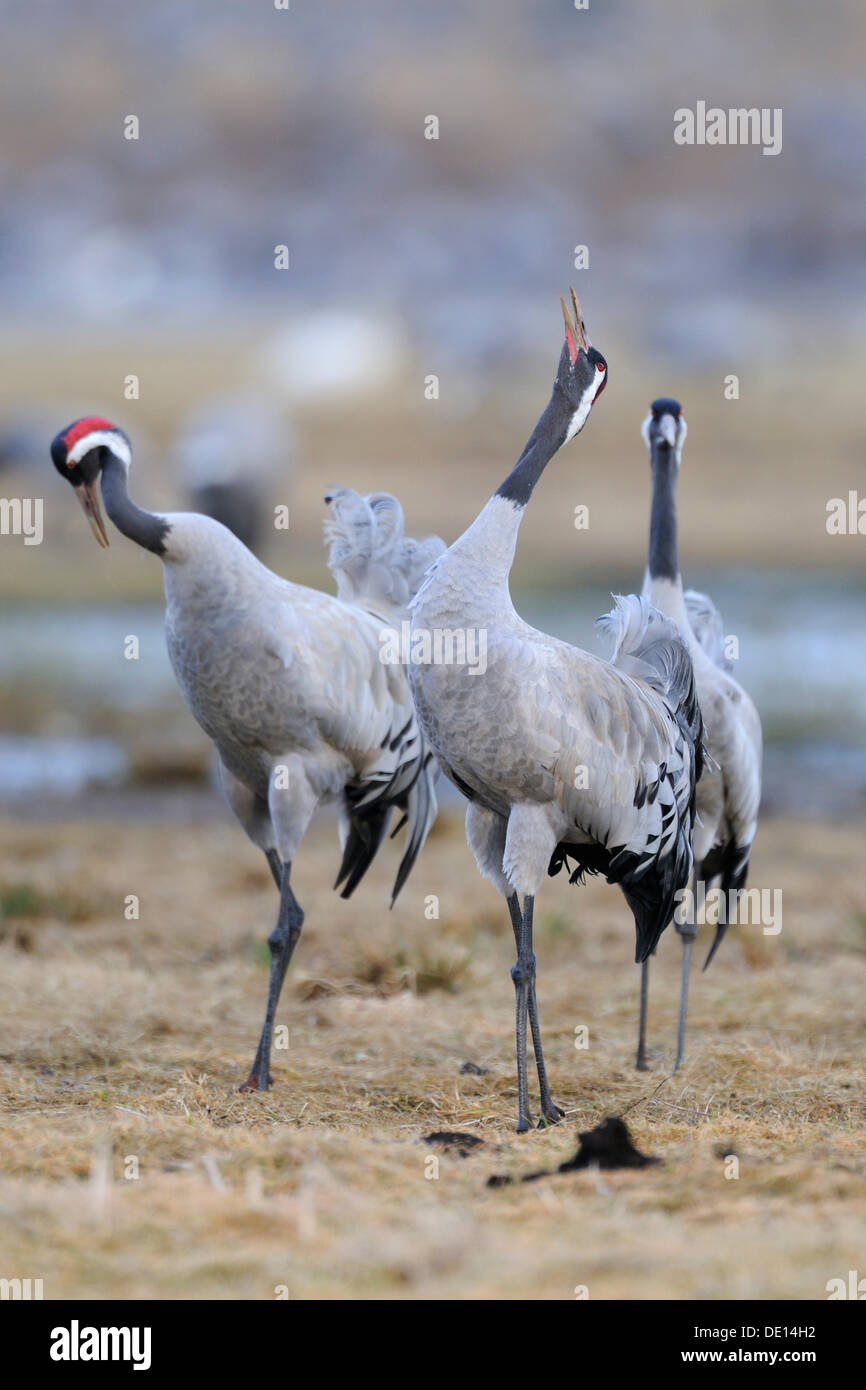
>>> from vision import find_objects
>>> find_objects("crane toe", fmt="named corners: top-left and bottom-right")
top-left (537, 1102), bottom-right (565, 1129)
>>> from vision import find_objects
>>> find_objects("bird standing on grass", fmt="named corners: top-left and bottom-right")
top-left (50, 416), bottom-right (444, 1092)
top-left (408, 295), bottom-right (704, 1131)
top-left (637, 398), bottom-right (762, 1070)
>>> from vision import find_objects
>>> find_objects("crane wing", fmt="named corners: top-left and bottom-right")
top-left (167, 567), bottom-right (437, 904)
top-left (525, 597), bottom-right (702, 961)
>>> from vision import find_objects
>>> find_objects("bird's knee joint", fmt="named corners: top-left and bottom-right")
top-left (511, 954), bottom-right (536, 987)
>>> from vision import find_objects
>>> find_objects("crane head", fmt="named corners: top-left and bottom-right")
top-left (557, 288), bottom-right (607, 438)
top-left (642, 397), bottom-right (687, 461)
top-left (50, 416), bottom-right (131, 547)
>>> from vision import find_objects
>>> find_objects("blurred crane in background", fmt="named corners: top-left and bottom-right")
top-left (172, 393), bottom-right (293, 556)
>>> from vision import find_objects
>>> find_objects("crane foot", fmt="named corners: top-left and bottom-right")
top-left (537, 1103), bottom-right (565, 1130)
top-left (239, 1070), bottom-right (272, 1092)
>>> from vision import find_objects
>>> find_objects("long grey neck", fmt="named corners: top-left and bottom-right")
top-left (495, 385), bottom-right (573, 507)
top-left (101, 454), bottom-right (170, 557)
top-left (439, 386), bottom-right (573, 599)
top-left (643, 440), bottom-right (695, 641)
top-left (414, 384), bottom-right (578, 614)
top-left (647, 441), bottom-right (680, 583)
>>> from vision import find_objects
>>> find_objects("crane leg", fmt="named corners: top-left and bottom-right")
top-left (240, 861), bottom-right (304, 1092)
top-left (510, 897), bottom-right (533, 1134)
top-left (265, 847), bottom-right (282, 890)
top-left (674, 869), bottom-right (699, 1071)
top-left (635, 958), bottom-right (650, 1070)
top-left (675, 867), bottom-right (700, 1073)
top-left (674, 936), bottom-right (694, 1071)
top-left (507, 894), bottom-right (563, 1128)
top-left (508, 894), bottom-right (562, 1132)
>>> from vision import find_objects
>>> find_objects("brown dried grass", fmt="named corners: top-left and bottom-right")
top-left (0, 808), bottom-right (864, 1299)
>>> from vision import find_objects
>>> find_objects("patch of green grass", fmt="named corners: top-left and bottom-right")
top-left (0, 883), bottom-right (43, 919)
top-left (0, 880), bottom-right (93, 929)
top-left (848, 906), bottom-right (866, 951)
top-left (542, 911), bottom-right (570, 938)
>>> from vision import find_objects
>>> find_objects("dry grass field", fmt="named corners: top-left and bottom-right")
top-left (0, 805), bottom-right (863, 1301)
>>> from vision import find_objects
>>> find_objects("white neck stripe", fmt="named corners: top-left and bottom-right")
top-left (68, 431), bottom-right (131, 468)
top-left (564, 371), bottom-right (604, 444)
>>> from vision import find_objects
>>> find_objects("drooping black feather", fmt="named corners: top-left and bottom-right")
top-left (334, 751), bottom-right (436, 906)
top-left (334, 804), bottom-right (393, 900)
top-left (548, 595), bottom-right (706, 964)
top-left (701, 837), bottom-right (752, 970)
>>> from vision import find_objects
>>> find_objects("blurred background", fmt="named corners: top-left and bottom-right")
top-left (0, 0), bottom-right (863, 817)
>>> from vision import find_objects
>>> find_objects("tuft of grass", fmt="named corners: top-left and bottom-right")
top-left (0, 882), bottom-right (43, 918)
top-left (0, 880), bottom-right (95, 945)
top-left (848, 906), bottom-right (866, 952)
top-left (351, 945), bottom-right (470, 996)
top-left (542, 911), bottom-right (569, 938)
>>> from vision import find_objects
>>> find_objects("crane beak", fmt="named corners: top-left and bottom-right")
top-left (73, 480), bottom-right (110, 547)
top-left (658, 413), bottom-right (678, 448)
top-left (559, 288), bottom-right (589, 363)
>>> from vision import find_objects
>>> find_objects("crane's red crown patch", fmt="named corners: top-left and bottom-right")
top-left (61, 417), bottom-right (118, 456)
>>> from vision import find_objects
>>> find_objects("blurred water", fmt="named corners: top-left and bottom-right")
top-left (1, 570), bottom-right (865, 814)
top-left (522, 568), bottom-right (866, 745)
top-left (0, 735), bottom-right (127, 797)
top-left (0, 604), bottom-right (169, 705)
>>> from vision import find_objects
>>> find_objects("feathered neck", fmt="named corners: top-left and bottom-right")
top-left (101, 454), bottom-right (171, 556)
top-left (496, 384), bottom-right (575, 507)
top-left (643, 440), bottom-right (695, 636)
top-left (438, 385), bottom-right (575, 595)
top-left (647, 439), bottom-right (680, 584)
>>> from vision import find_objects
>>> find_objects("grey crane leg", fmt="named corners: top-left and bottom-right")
top-left (265, 847), bottom-right (282, 890)
top-left (674, 938), bottom-right (693, 1071)
top-left (674, 869), bottom-right (699, 1071)
top-left (240, 862), bottom-right (304, 1092)
top-left (635, 958), bottom-right (651, 1071)
top-left (510, 895), bottom-right (533, 1133)
top-left (507, 894), bottom-right (563, 1129)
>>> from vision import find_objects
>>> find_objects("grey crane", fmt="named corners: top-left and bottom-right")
top-left (637, 398), bottom-right (762, 1071)
top-left (408, 296), bottom-right (705, 1131)
top-left (50, 415), bottom-right (445, 1092)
